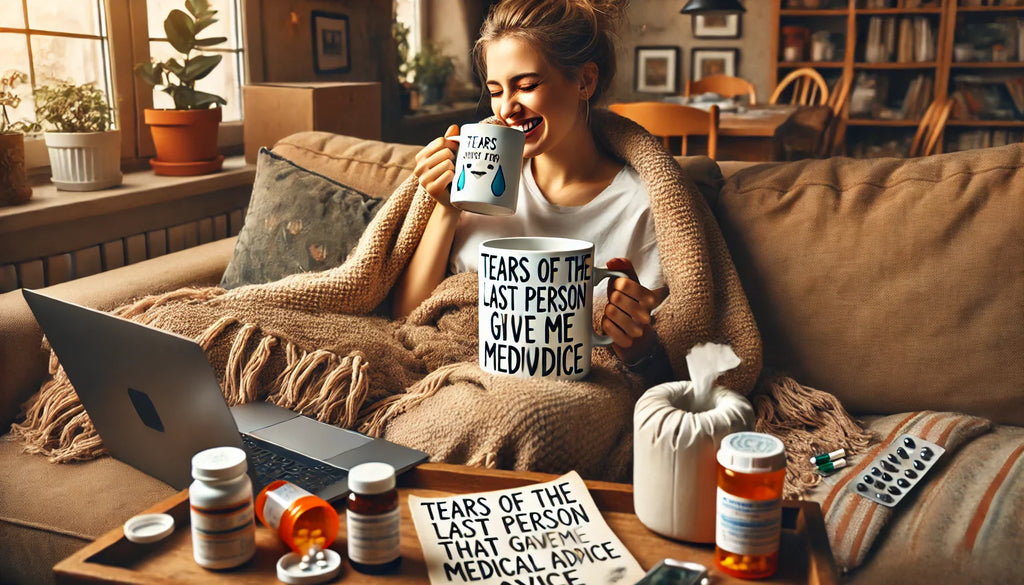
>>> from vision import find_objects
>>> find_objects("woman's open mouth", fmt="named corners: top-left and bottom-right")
top-left (510, 118), bottom-right (541, 137)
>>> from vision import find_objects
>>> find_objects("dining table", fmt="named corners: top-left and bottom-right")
top-left (660, 98), bottom-right (817, 162)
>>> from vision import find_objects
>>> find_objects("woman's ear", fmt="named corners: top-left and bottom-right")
top-left (579, 62), bottom-right (599, 98)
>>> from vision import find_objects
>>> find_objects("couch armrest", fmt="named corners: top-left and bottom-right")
top-left (0, 237), bottom-right (236, 431)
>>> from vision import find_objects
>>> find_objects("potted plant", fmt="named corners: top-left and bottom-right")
top-left (1, 70), bottom-right (37, 206)
top-left (134, 0), bottom-right (227, 176)
top-left (35, 80), bottom-right (122, 191)
top-left (411, 41), bottom-right (455, 107)
top-left (393, 20), bottom-right (414, 113)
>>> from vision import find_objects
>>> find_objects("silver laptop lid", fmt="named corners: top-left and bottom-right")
top-left (22, 289), bottom-right (243, 489)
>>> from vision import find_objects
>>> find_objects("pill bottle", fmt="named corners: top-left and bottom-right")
top-left (715, 432), bottom-right (787, 579)
top-left (255, 480), bottom-right (340, 555)
top-left (347, 462), bottom-right (401, 574)
top-left (189, 446), bottom-right (256, 569)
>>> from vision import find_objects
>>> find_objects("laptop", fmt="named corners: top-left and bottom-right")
top-left (22, 289), bottom-right (428, 503)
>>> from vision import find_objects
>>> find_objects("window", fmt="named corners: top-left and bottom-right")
top-left (0, 0), bottom-right (250, 167)
top-left (0, 0), bottom-right (114, 131)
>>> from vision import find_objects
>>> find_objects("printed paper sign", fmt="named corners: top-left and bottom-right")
top-left (409, 471), bottom-right (644, 585)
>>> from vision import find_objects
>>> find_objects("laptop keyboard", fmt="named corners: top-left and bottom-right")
top-left (241, 434), bottom-right (347, 494)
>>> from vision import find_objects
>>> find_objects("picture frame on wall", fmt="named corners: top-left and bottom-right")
top-left (634, 46), bottom-right (679, 94)
top-left (312, 11), bottom-right (350, 74)
top-left (691, 48), bottom-right (739, 81)
top-left (692, 13), bottom-right (741, 39)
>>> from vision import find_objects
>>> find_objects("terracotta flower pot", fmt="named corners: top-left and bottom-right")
top-left (0, 133), bottom-right (32, 206)
top-left (144, 107), bottom-right (223, 176)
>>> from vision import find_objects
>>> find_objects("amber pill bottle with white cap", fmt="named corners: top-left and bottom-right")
top-left (715, 432), bottom-right (787, 579)
top-left (347, 462), bottom-right (401, 574)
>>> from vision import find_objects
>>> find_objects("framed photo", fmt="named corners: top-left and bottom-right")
top-left (692, 13), bottom-right (741, 39)
top-left (691, 48), bottom-right (739, 82)
top-left (634, 46), bottom-right (679, 94)
top-left (312, 11), bottom-right (350, 74)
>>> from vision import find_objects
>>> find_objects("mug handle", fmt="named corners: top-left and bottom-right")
top-left (591, 268), bottom-right (631, 347)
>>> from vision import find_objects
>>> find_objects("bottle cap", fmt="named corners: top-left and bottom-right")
top-left (277, 548), bottom-right (342, 584)
top-left (123, 513), bottom-right (175, 543)
top-left (192, 446), bottom-right (248, 481)
top-left (348, 462), bottom-right (396, 495)
top-left (717, 432), bottom-right (787, 474)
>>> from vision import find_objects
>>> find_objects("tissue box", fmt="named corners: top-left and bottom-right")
top-left (243, 82), bottom-right (381, 163)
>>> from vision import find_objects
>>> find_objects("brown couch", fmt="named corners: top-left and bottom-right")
top-left (1, 132), bottom-right (1021, 585)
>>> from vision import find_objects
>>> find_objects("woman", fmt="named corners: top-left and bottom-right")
top-left (393, 0), bottom-right (667, 370)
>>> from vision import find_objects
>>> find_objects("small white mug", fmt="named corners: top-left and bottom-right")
top-left (449, 123), bottom-right (525, 216)
top-left (478, 237), bottom-right (628, 381)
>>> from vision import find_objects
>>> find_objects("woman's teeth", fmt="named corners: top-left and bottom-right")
top-left (511, 119), bottom-right (540, 133)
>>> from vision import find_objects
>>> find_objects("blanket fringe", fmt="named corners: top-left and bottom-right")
top-left (359, 363), bottom-right (461, 437)
top-left (751, 373), bottom-right (875, 499)
top-left (267, 342), bottom-right (371, 430)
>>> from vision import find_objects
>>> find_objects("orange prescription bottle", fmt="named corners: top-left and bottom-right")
top-left (715, 432), bottom-right (787, 579)
top-left (255, 480), bottom-right (339, 555)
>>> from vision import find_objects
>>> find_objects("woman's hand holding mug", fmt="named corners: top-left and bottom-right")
top-left (413, 124), bottom-right (461, 208)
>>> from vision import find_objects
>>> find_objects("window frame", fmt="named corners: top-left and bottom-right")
top-left (15, 0), bottom-right (262, 171)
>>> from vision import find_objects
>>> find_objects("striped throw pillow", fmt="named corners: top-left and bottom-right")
top-left (807, 411), bottom-right (993, 573)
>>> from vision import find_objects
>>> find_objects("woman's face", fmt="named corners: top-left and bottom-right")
top-left (484, 36), bottom-right (585, 159)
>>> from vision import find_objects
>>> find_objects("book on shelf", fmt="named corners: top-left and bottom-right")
top-left (900, 74), bottom-right (934, 119)
top-left (865, 16), bottom-right (935, 63)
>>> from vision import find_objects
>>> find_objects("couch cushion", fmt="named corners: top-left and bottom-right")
top-left (0, 437), bottom-right (175, 584)
top-left (220, 149), bottom-right (383, 289)
top-left (271, 131), bottom-right (419, 200)
top-left (840, 418), bottom-right (1024, 585)
top-left (714, 144), bottom-right (1024, 424)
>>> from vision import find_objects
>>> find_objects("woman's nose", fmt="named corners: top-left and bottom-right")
top-left (497, 96), bottom-right (519, 121)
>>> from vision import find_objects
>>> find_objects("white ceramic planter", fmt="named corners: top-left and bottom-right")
top-left (44, 130), bottom-right (122, 191)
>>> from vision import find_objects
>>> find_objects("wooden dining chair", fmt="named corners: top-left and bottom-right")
top-left (769, 68), bottom-right (830, 107)
top-left (909, 99), bottom-right (954, 157)
top-left (817, 72), bottom-right (853, 157)
top-left (608, 102), bottom-right (720, 159)
top-left (686, 74), bottom-right (757, 105)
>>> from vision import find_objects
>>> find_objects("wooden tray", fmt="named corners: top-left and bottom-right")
top-left (54, 463), bottom-right (838, 585)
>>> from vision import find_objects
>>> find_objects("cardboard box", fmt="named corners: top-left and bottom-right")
top-left (243, 82), bottom-right (381, 163)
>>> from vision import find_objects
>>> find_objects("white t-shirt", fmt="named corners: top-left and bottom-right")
top-left (449, 159), bottom-right (665, 290)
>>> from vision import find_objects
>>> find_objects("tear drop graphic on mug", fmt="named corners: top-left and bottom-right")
top-left (478, 237), bottom-right (628, 381)
top-left (450, 124), bottom-right (525, 216)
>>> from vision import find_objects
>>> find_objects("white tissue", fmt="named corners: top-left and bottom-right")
top-left (633, 343), bottom-right (753, 543)
top-left (686, 343), bottom-right (741, 395)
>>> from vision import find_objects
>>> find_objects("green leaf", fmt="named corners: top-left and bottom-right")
top-left (163, 58), bottom-right (185, 77)
top-left (134, 62), bottom-right (164, 87)
top-left (182, 54), bottom-right (222, 82)
top-left (191, 90), bottom-right (227, 108)
top-left (164, 10), bottom-right (195, 54)
top-left (193, 36), bottom-right (228, 47)
top-left (193, 16), bottom-right (219, 36)
top-left (186, 0), bottom-right (216, 20)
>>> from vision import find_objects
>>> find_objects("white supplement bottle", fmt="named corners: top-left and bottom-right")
top-left (189, 446), bottom-right (256, 569)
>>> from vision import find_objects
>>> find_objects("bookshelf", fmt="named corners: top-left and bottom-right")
top-left (772, 0), bottom-right (1024, 156)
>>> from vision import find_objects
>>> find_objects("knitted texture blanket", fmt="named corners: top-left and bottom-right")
top-left (10, 111), bottom-right (870, 494)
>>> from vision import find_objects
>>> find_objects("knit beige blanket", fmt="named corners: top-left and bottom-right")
top-left (11, 111), bottom-right (870, 495)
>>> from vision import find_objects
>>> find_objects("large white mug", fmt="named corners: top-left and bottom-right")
top-left (478, 237), bottom-right (629, 381)
top-left (449, 123), bottom-right (525, 216)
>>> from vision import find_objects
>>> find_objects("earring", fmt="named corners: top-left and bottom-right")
top-left (580, 91), bottom-right (590, 125)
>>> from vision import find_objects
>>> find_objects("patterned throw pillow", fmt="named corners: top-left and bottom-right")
top-left (220, 148), bottom-right (383, 289)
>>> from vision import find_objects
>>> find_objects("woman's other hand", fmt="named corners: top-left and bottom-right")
top-left (413, 124), bottom-right (461, 207)
top-left (602, 257), bottom-right (666, 366)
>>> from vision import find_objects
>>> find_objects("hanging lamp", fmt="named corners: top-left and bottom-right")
top-left (680, 0), bottom-right (746, 14)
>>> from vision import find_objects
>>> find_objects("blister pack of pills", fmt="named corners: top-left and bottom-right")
top-left (849, 434), bottom-right (945, 508)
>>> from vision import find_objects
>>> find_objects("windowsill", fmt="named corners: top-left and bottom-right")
top-left (0, 155), bottom-right (255, 234)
